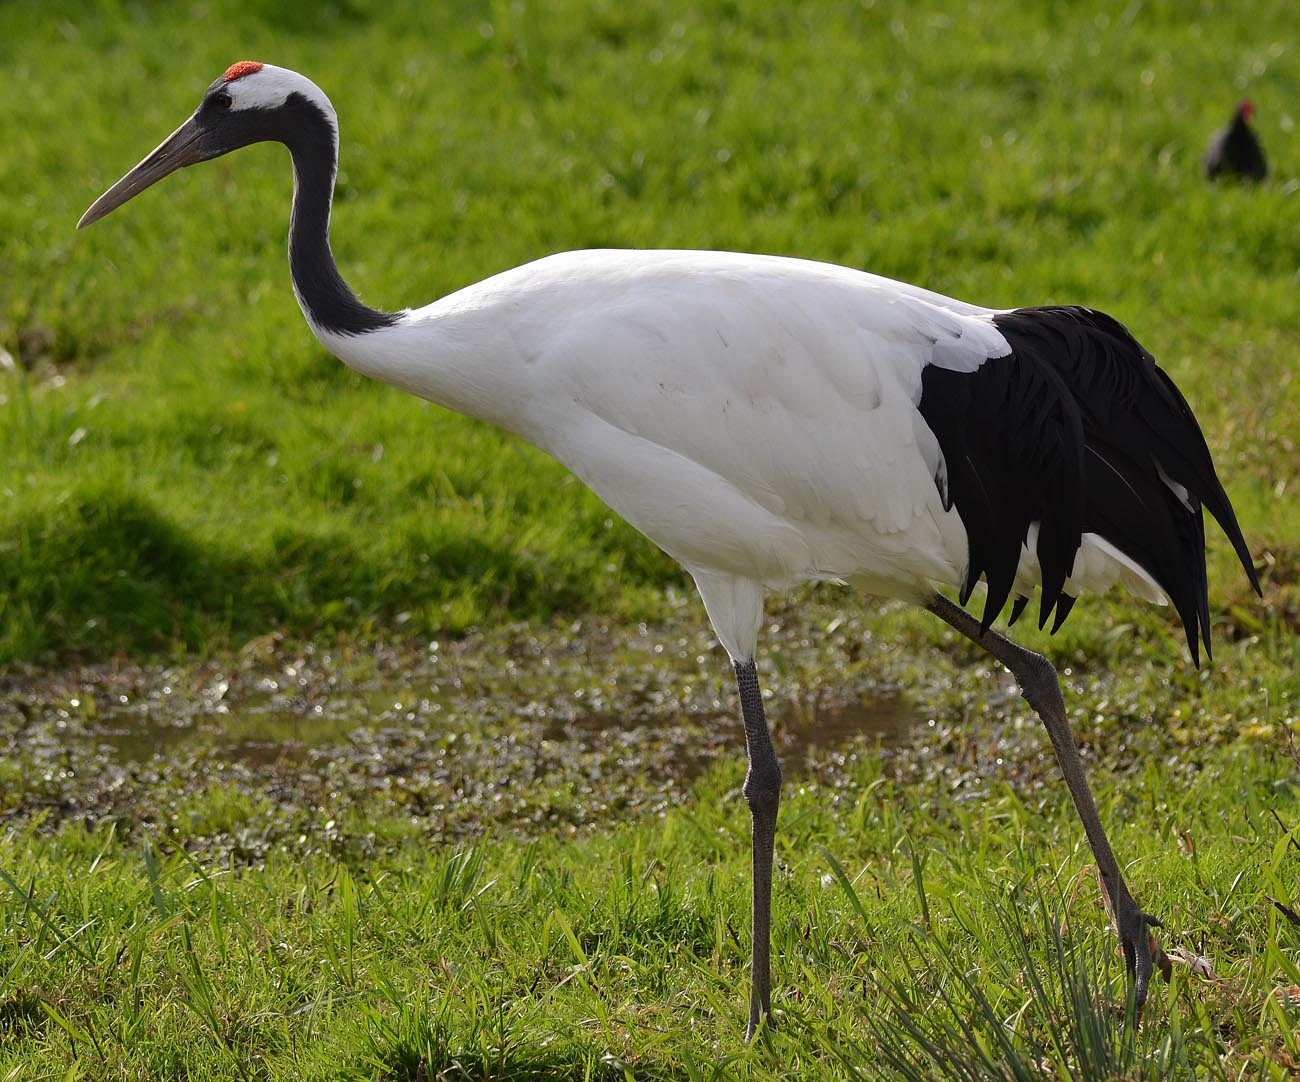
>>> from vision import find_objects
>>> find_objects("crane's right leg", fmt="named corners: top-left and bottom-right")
top-left (735, 657), bottom-right (782, 1040)
top-left (924, 593), bottom-right (1167, 1012)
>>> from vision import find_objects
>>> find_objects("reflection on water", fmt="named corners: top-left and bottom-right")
top-left (778, 694), bottom-right (916, 758)
top-left (96, 683), bottom-right (918, 776)
top-left (97, 694), bottom-right (366, 767)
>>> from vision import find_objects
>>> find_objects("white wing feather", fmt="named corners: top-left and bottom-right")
top-left (501, 252), bottom-right (1004, 589)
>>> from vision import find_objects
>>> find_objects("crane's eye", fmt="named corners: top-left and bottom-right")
top-left (214, 91), bottom-right (233, 110)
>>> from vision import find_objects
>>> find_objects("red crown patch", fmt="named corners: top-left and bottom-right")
top-left (223, 61), bottom-right (264, 82)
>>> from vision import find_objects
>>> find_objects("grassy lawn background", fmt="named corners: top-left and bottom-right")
top-left (1, 0), bottom-right (1295, 661)
top-left (2, 0), bottom-right (1299, 1077)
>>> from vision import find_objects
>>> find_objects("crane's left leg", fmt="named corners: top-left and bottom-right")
top-left (735, 657), bottom-right (782, 1040)
top-left (924, 593), bottom-right (1168, 1012)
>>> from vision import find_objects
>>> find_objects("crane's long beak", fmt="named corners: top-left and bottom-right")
top-left (78, 115), bottom-right (206, 229)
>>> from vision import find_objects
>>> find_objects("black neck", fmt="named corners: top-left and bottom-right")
top-left (278, 94), bottom-right (396, 336)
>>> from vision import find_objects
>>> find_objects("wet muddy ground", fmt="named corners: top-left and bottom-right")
top-left (0, 593), bottom-right (1235, 858)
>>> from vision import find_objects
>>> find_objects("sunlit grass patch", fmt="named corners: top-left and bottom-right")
top-left (1, 727), bottom-right (1297, 1076)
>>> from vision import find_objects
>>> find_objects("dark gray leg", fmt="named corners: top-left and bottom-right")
top-left (924, 593), bottom-right (1165, 1010)
top-left (735, 658), bottom-right (782, 1039)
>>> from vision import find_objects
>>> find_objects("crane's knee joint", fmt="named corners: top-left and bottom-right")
top-left (1012, 650), bottom-right (1063, 711)
top-left (743, 767), bottom-right (782, 814)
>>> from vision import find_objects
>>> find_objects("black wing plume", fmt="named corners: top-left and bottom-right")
top-left (919, 304), bottom-right (1257, 663)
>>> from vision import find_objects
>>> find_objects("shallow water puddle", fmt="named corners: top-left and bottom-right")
top-left (5, 600), bottom-right (1219, 847)
top-left (1, 605), bottom-right (946, 836)
top-left (97, 698), bottom-right (365, 766)
top-left (92, 678), bottom-right (918, 776)
top-left (777, 693), bottom-right (917, 757)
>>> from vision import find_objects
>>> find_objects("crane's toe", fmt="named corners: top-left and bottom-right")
top-left (1115, 901), bottom-right (1166, 1015)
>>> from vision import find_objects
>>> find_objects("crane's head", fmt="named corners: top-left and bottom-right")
top-left (1239, 99), bottom-right (1256, 123)
top-left (78, 62), bottom-right (335, 229)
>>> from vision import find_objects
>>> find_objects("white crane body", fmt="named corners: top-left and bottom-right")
top-left (316, 248), bottom-right (1162, 659)
top-left (77, 60), bottom-right (1260, 1037)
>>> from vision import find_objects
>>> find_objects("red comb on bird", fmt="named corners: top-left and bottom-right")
top-left (223, 61), bottom-right (264, 82)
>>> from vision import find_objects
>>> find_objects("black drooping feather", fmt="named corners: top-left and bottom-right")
top-left (918, 326), bottom-right (1085, 634)
top-left (1204, 101), bottom-right (1267, 182)
top-left (919, 305), bottom-right (1259, 663)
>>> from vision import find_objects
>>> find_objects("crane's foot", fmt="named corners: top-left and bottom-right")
top-left (746, 1009), bottom-right (775, 1043)
top-left (1112, 895), bottom-right (1167, 1016)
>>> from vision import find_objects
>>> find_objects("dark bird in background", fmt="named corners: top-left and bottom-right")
top-left (1203, 100), bottom-right (1267, 182)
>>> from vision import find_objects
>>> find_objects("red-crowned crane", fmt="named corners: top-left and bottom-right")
top-left (79, 62), bottom-right (1259, 1038)
top-left (1204, 100), bottom-right (1268, 182)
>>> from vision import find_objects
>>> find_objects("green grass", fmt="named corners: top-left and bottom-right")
top-left (3, 0), bottom-right (1300, 1076)
top-left (1, 729), bottom-right (1298, 1079)
top-left (3, 595), bottom-right (1298, 1077)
